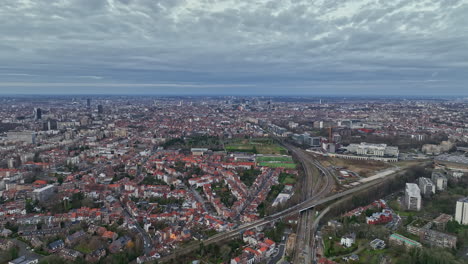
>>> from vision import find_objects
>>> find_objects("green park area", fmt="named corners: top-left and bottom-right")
top-left (256, 156), bottom-right (293, 162)
top-left (257, 155), bottom-right (296, 169)
top-left (259, 162), bottom-right (296, 169)
top-left (225, 138), bottom-right (287, 154)
top-left (278, 172), bottom-right (297, 185)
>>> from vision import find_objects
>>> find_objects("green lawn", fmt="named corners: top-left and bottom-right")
top-left (279, 173), bottom-right (297, 184)
top-left (259, 162), bottom-right (296, 169)
top-left (225, 138), bottom-right (287, 154)
top-left (324, 237), bottom-right (358, 258)
top-left (75, 243), bottom-right (93, 254)
top-left (256, 156), bottom-right (293, 162)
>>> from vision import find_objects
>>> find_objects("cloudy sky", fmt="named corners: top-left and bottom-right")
top-left (1, 0), bottom-right (467, 96)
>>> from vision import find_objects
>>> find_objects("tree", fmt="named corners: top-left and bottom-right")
top-left (9, 246), bottom-right (19, 260)
top-left (25, 199), bottom-right (35, 213)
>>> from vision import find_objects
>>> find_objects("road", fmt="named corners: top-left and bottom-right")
top-left (125, 146), bottom-right (158, 256)
top-left (123, 208), bottom-right (154, 255)
top-left (11, 239), bottom-right (44, 260)
top-left (190, 187), bottom-right (209, 213)
top-left (268, 236), bottom-right (287, 264)
top-left (236, 170), bottom-right (274, 219)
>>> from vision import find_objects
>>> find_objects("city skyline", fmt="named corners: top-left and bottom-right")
top-left (1, 0), bottom-right (468, 95)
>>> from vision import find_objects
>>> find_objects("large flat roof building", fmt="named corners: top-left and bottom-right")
top-left (346, 142), bottom-right (399, 158)
top-left (389, 233), bottom-right (422, 249)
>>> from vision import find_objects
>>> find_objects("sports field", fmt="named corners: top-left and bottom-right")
top-left (256, 155), bottom-right (296, 168)
top-left (225, 138), bottom-right (287, 154)
top-left (258, 162), bottom-right (297, 169)
top-left (256, 156), bottom-right (293, 162)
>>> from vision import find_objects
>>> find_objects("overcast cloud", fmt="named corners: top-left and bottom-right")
top-left (1, 0), bottom-right (467, 95)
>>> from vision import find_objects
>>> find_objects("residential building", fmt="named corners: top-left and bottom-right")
top-left (59, 248), bottom-right (84, 261)
top-left (418, 177), bottom-right (435, 197)
top-left (369, 239), bottom-right (386, 250)
top-left (432, 214), bottom-right (453, 231)
top-left (404, 183), bottom-right (421, 211)
top-left (48, 239), bottom-right (65, 252)
top-left (8, 256), bottom-right (39, 264)
top-left (32, 184), bottom-right (56, 202)
top-left (6, 131), bottom-right (37, 144)
top-left (389, 233), bottom-right (422, 249)
top-left (431, 171), bottom-right (447, 191)
top-left (420, 229), bottom-right (457, 248)
top-left (366, 210), bottom-right (393, 225)
top-left (340, 233), bottom-right (355, 248)
top-left (0, 239), bottom-right (14, 250)
top-left (455, 197), bottom-right (468, 225)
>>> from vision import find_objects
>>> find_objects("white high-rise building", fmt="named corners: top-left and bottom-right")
top-left (418, 177), bottom-right (435, 197)
top-left (404, 183), bottom-right (421, 211)
top-left (455, 197), bottom-right (468, 225)
top-left (431, 171), bottom-right (447, 191)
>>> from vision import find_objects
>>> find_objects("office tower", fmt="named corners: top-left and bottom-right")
top-left (43, 120), bottom-right (58, 131)
top-left (87, 98), bottom-right (91, 108)
top-left (98, 104), bottom-right (104, 114)
top-left (34, 108), bottom-right (42, 120)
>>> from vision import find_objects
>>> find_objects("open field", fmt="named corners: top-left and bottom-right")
top-left (225, 138), bottom-right (287, 154)
top-left (259, 162), bottom-right (297, 169)
top-left (75, 243), bottom-right (93, 254)
top-left (256, 154), bottom-right (296, 168)
top-left (256, 156), bottom-right (293, 162)
top-left (279, 172), bottom-right (297, 185)
top-left (315, 156), bottom-right (392, 177)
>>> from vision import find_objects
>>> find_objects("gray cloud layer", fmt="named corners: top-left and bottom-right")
top-left (1, 0), bottom-right (467, 95)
